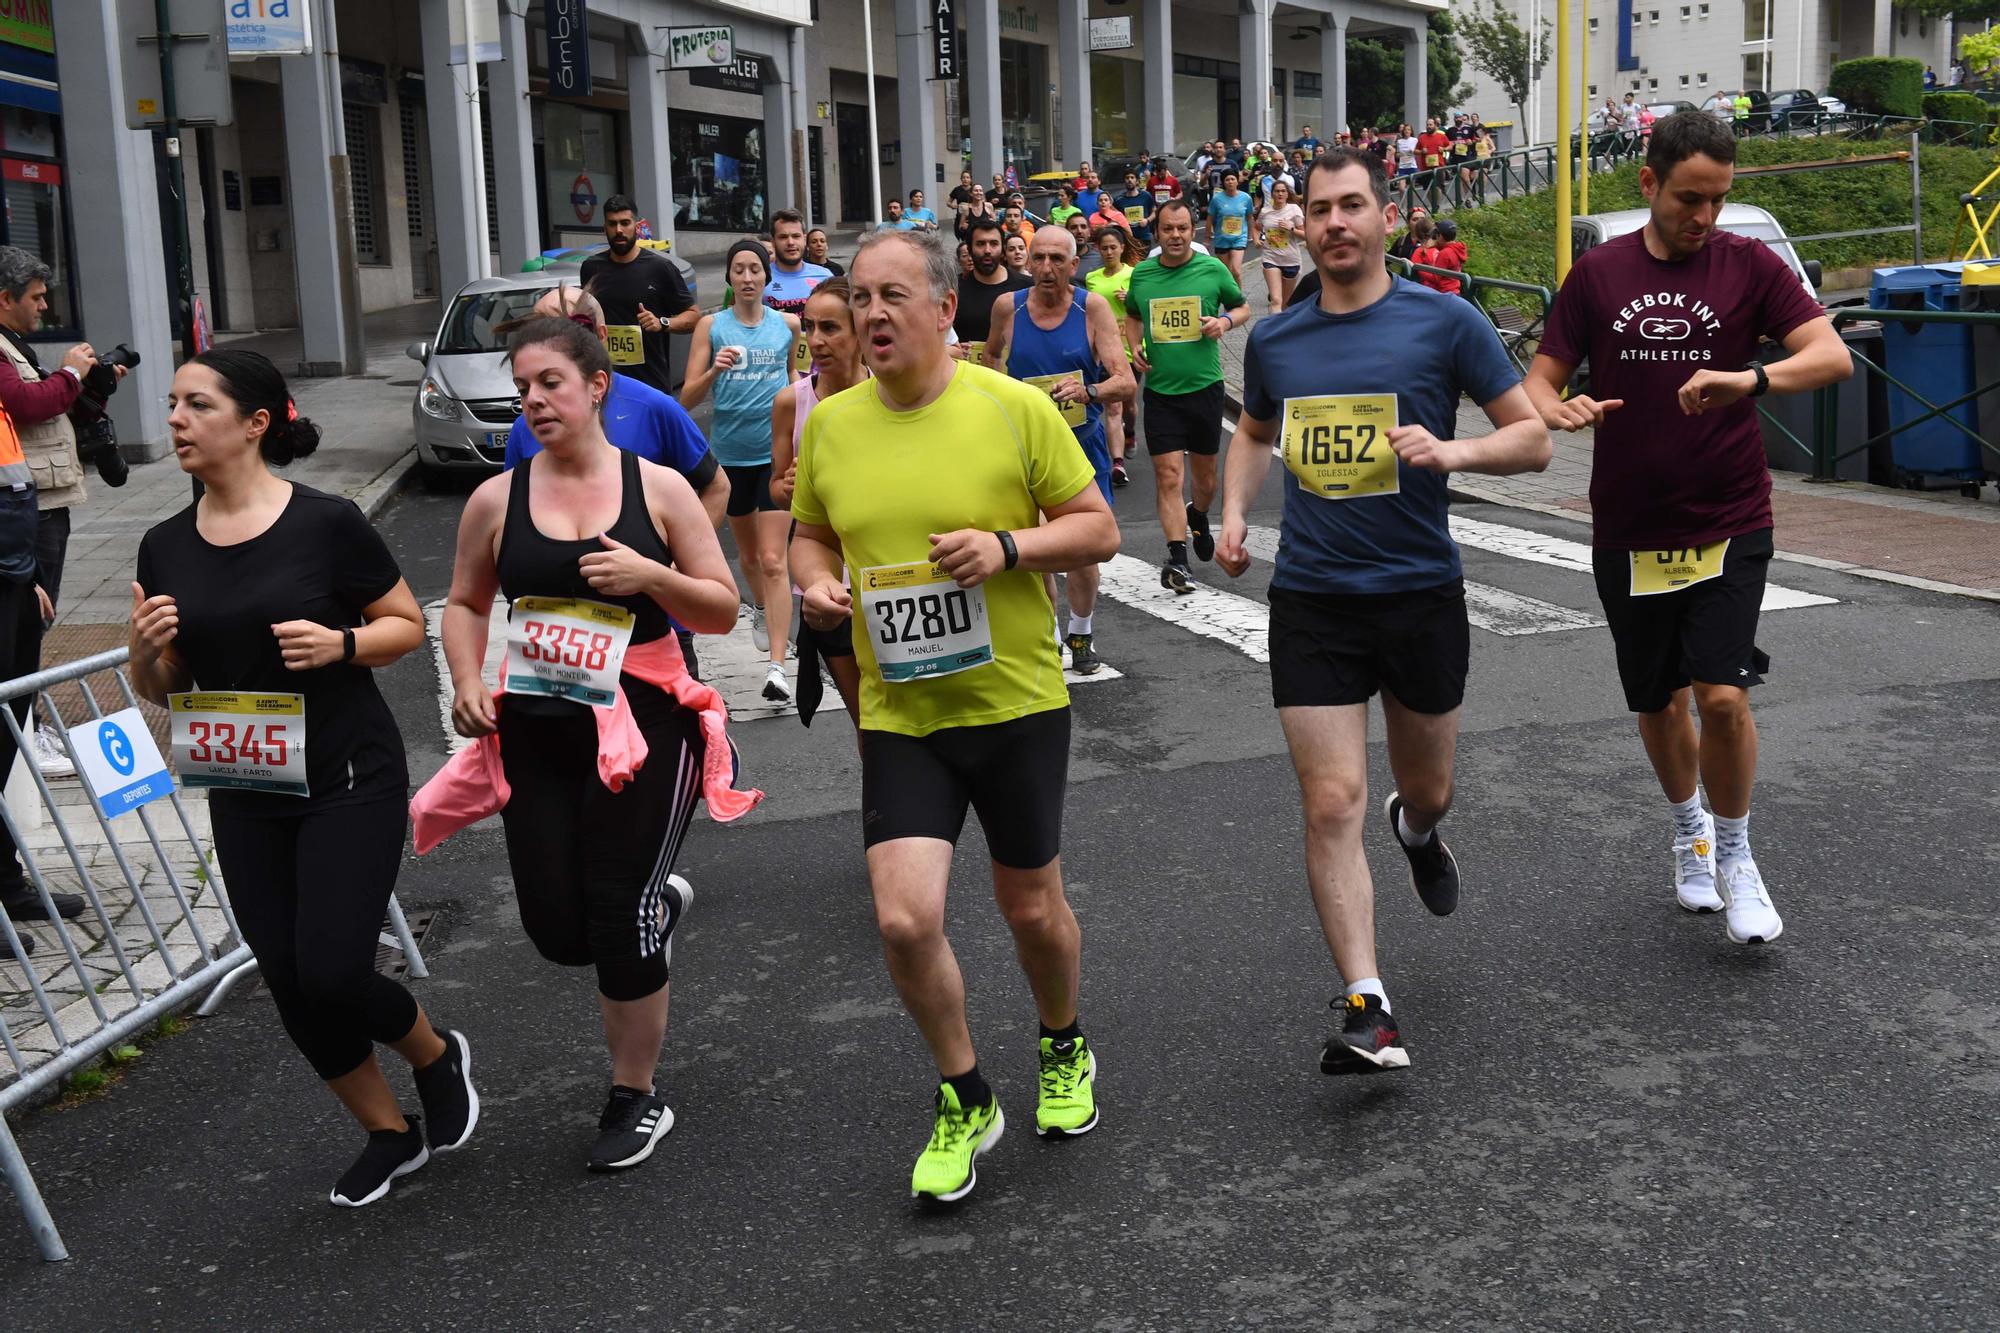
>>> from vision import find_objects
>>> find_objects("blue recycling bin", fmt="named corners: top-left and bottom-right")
top-left (1871, 265), bottom-right (1983, 483)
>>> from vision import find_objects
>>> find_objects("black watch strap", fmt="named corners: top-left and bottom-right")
top-left (342, 627), bottom-right (357, 662)
top-left (994, 530), bottom-right (1019, 571)
top-left (1746, 360), bottom-right (1770, 398)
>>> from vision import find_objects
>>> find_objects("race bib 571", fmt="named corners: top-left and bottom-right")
top-left (1629, 541), bottom-right (1731, 596)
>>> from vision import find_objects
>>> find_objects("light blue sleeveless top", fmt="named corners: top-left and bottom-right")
top-left (707, 306), bottom-right (793, 467)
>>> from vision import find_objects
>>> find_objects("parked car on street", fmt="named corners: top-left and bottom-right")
top-left (1572, 203), bottom-right (1822, 296)
top-left (1700, 89), bottom-right (1771, 130)
top-left (1765, 88), bottom-right (1841, 129)
top-left (406, 255), bottom-right (699, 479)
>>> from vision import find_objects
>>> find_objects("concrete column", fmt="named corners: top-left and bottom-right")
top-left (1057, 0), bottom-right (1092, 168)
top-left (790, 25), bottom-right (812, 227)
top-left (1240, 0), bottom-right (1273, 145)
top-left (490, 2), bottom-right (539, 266)
top-left (628, 28), bottom-right (674, 248)
top-left (1142, 0), bottom-right (1173, 159)
top-left (279, 43), bottom-right (351, 375)
top-left (964, 0), bottom-right (1002, 186)
top-left (1322, 15), bottom-right (1349, 138)
top-left (1403, 24), bottom-right (1427, 125)
top-left (420, 0), bottom-right (481, 300)
top-left (764, 65), bottom-right (797, 214)
top-left (50, 0), bottom-right (174, 459)
top-left (894, 0), bottom-right (942, 203)
top-left (1871, 0), bottom-right (1892, 61)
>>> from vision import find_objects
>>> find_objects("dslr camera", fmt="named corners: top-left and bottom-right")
top-left (67, 342), bottom-right (138, 488)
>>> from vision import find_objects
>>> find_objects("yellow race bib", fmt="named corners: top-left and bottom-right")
top-left (1148, 295), bottom-right (1203, 345)
top-left (791, 336), bottom-right (811, 375)
top-left (1281, 395), bottom-right (1400, 500)
top-left (1629, 541), bottom-right (1731, 596)
top-left (961, 340), bottom-right (987, 367)
top-left (1221, 215), bottom-right (1245, 238)
top-left (605, 324), bottom-right (645, 366)
top-left (1267, 226), bottom-right (1291, 248)
top-left (1024, 373), bottom-right (1087, 428)
top-left (1124, 205), bottom-right (1147, 225)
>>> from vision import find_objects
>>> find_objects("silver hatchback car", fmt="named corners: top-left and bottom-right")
top-left (408, 256), bottom-right (697, 477)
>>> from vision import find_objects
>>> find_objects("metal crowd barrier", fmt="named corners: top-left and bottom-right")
top-left (0, 647), bottom-right (428, 1261)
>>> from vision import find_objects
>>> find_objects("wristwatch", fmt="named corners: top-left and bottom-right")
top-left (1084, 382), bottom-right (1099, 404)
top-left (1745, 360), bottom-right (1770, 398)
top-left (993, 530), bottom-right (1019, 571)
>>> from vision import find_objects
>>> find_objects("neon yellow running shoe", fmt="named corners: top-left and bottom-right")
top-left (910, 1084), bottom-right (1004, 1201)
top-left (1035, 1035), bottom-right (1100, 1138)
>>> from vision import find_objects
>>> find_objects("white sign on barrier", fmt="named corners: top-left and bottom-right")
top-left (70, 708), bottom-right (176, 819)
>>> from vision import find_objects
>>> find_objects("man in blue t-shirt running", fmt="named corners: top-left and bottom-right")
top-left (1215, 146), bottom-right (1551, 1079)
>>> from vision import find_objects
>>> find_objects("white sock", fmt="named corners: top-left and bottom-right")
top-left (1067, 612), bottom-right (1094, 637)
top-left (1346, 976), bottom-right (1390, 1014)
top-left (1396, 809), bottom-right (1433, 847)
top-left (1670, 791), bottom-right (1707, 837)
top-left (1714, 812), bottom-right (1751, 863)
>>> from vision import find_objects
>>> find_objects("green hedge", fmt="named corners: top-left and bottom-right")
top-left (1922, 91), bottom-right (1990, 123)
top-left (1453, 137), bottom-right (1996, 300)
top-left (1831, 57), bottom-right (1926, 117)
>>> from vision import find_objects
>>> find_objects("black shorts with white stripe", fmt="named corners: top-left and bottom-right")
top-left (497, 679), bottom-right (704, 1001)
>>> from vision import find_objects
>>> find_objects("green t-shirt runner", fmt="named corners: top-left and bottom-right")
top-left (1125, 252), bottom-right (1245, 396)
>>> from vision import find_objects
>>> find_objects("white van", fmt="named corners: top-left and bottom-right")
top-left (1571, 203), bottom-right (1822, 296)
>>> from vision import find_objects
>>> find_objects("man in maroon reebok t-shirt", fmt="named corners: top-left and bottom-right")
top-left (1526, 110), bottom-right (1849, 949)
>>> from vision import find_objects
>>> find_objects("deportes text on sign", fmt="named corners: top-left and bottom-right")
top-left (70, 708), bottom-right (177, 820)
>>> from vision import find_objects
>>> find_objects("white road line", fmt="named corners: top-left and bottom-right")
top-left (424, 599), bottom-right (508, 755)
top-left (1446, 513), bottom-right (1838, 612)
top-left (1241, 526), bottom-right (1604, 637)
top-left (1097, 555), bottom-right (1273, 662)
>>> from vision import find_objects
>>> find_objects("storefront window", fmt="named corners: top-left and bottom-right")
top-left (1090, 55), bottom-right (1144, 157)
top-left (0, 94), bottom-right (74, 334)
top-left (541, 101), bottom-right (625, 248)
top-left (671, 112), bottom-right (767, 233)
top-left (1000, 39), bottom-right (1049, 175)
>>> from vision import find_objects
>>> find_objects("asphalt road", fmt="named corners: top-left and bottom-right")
top-left (4, 445), bottom-right (1999, 1329)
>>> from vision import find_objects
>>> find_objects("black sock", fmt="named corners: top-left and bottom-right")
top-left (942, 1064), bottom-right (992, 1109)
top-left (1040, 1019), bottom-right (1083, 1044)
top-left (1188, 506), bottom-right (1209, 532)
top-left (1168, 540), bottom-right (1188, 565)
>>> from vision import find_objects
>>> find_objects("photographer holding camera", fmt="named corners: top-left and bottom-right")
top-left (0, 245), bottom-right (128, 779)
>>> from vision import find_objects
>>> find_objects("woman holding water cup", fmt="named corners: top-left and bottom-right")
top-left (680, 239), bottom-right (801, 702)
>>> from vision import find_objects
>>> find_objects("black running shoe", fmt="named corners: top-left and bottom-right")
top-left (588, 1086), bottom-right (674, 1172)
top-left (1065, 633), bottom-right (1101, 676)
top-left (330, 1118), bottom-right (429, 1207)
top-left (413, 1028), bottom-right (480, 1153)
top-left (1320, 994), bottom-right (1410, 1075)
top-left (1385, 791), bottom-right (1460, 917)
top-left (0, 881), bottom-right (84, 921)
top-left (1160, 562), bottom-right (1194, 595)
top-left (1186, 504), bottom-right (1215, 562)
top-left (2, 928), bottom-right (31, 961)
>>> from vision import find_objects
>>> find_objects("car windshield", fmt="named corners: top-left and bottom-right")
top-left (436, 288), bottom-right (551, 354)
top-left (1724, 220), bottom-right (1807, 280)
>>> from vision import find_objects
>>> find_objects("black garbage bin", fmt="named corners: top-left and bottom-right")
top-left (1758, 322), bottom-right (1888, 483)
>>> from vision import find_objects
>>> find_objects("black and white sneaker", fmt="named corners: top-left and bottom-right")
top-left (1320, 994), bottom-right (1410, 1075)
top-left (1160, 562), bottom-right (1194, 595)
top-left (413, 1028), bottom-right (480, 1153)
top-left (1385, 791), bottom-right (1460, 917)
top-left (587, 1086), bottom-right (675, 1172)
top-left (1, 928), bottom-right (31, 961)
top-left (330, 1118), bottom-right (429, 1207)
top-left (1186, 504), bottom-right (1215, 562)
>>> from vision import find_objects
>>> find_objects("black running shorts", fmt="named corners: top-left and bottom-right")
top-left (1591, 527), bottom-right (1773, 714)
top-left (1142, 382), bottom-right (1227, 457)
top-left (1268, 580), bottom-right (1470, 714)
top-left (860, 708), bottom-right (1070, 868)
top-left (724, 463), bottom-right (780, 517)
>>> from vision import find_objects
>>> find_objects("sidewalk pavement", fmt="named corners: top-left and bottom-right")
top-left (1214, 273), bottom-right (2000, 601)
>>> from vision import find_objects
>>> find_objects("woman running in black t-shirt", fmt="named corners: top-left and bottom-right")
top-left (434, 317), bottom-right (741, 1172)
top-left (129, 349), bottom-right (477, 1208)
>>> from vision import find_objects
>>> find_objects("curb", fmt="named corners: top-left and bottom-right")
top-left (355, 447), bottom-right (420, 520)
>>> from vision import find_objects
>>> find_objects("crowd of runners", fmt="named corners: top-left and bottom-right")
top-left (104, 109), bottom-right (1850, 1210)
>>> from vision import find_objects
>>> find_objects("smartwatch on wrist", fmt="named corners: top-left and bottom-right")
top-left (341, 627), bottom-right (357, 662)
top-left (993, 530), bottom-right (1019, 571)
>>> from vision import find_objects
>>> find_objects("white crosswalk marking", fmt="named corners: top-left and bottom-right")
top-left (1242, 526), bottom-right (1604, 636)
top-left (1446, 514), bottom-right (1838, 612)
top-left (1097, 555), bottom-right (1274, 662)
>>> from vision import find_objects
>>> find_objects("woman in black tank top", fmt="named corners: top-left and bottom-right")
top-left (438, 317), bottom-right (739, 1173)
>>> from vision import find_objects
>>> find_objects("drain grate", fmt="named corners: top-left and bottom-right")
top-left (375, 909), bottom-right (438, 981)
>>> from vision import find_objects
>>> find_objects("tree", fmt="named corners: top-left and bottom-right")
top-left (1963, 30), bottom-right (2000, 83)
top-left (1455, 0), bottom-right (1551, 129)
top-left (1342, 11), bottom-right (1474, 129)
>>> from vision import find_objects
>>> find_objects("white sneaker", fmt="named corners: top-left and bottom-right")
top-left (1672, 814), bottom-right (1721, 913)
top-left (1718, 858), bottom-right (1784, 944)
top-left (761, 662), bottom-right (790, 702)
top-left (30, 729), bottom-right (74, 778)
top-left (750, 605), bottom-right (769, 652)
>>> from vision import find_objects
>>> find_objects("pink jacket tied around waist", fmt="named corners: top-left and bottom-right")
top-left (410, 632), bottom-right (762, 854)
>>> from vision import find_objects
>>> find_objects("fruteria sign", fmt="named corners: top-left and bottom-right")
top-left (667, 24), bottom-right (733, 70)
top-left (226, 0), bottom-right (313, 56)
top-left (0, 0), bottom-right (52, 54)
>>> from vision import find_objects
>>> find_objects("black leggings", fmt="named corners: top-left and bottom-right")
top-left (210, 798), bottom-right (420, 1081)
top-left (497, 700), bottom-right (704, 1001)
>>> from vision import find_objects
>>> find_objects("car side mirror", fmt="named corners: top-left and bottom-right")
top-left (1804, 260), bottom-right (1823, 289)
top-left (405, 340), bottom-right (431, 363)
